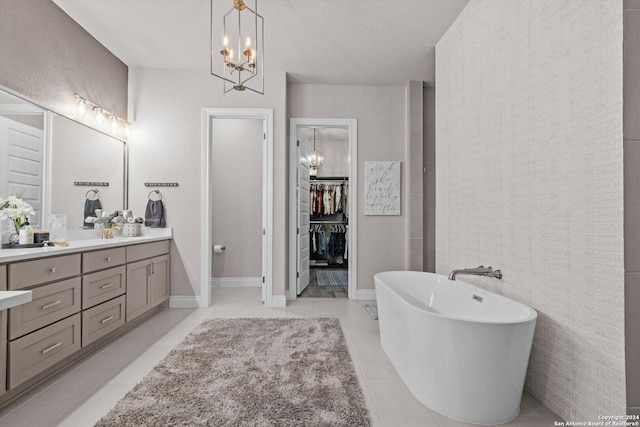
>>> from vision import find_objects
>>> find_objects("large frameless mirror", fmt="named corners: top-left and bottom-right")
top-left (0, 87), bottom-right (126, 238)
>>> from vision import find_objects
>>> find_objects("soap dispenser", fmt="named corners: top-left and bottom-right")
top-left (19, 217), bottom-right (34, 245)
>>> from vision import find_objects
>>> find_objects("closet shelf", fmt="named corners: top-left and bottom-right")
top-left (310, 176), bottom-right (348, 184)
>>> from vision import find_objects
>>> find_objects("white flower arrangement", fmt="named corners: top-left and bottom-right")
top-left (0, 195), bottom-right (36, 232)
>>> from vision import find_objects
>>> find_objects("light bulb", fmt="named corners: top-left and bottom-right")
top-left (94, 108), bottom-right (104, 125)
top-left (124, 123), bottom-right (131, 138)
top-left (77, 100), bottom-right (86, 117)
top-left (223, 36), bottom-right (229, 48)
top-left (245, 36), bottom-right (251, 48)
top-left (111, 116), bottom-right (119, 133)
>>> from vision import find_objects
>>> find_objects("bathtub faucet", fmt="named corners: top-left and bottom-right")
top-left (448, 266), bottom-right (502, 281)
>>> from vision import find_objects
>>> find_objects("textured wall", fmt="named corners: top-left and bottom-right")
top-left (624, 0), bottom-right (640, 416)
top-left (0, 0), bottom-right (127, 119)
top-left (436, 0), bottom-right (624, 421)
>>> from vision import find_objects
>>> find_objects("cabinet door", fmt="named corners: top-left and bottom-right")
top-left (1, 266), bottom-right (6, 395)
top-left (149, 255), bottom-right (170, 308)
top-left (126, 259), bottom-right (151, 322)
top-left (1, 310), bottom-right (6, 397)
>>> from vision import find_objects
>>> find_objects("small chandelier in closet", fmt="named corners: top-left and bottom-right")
top-left (309, 128), bottom-right (324, 172)
top-left (210, 0), bottom-right (264, 94)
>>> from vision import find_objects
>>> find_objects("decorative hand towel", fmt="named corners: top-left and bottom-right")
top-left (83, 198), bottom-right (102, 228)
top-left (145, 199), bottom-right (165, 227)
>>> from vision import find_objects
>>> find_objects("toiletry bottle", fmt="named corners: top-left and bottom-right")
top-left (19, 217), bottom-right (34, 245)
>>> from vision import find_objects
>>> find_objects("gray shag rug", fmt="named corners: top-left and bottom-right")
top-left (95, 318), bottom-right (369, 427)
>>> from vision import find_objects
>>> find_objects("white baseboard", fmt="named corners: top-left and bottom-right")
top-left (356, 289), bottom-right (376, 300)
top-left (169, 296), bottom-right (201, 308)
top-left (211, 277), bottom-right (262, 288)
top-left (271, 295), bottom-right (287, 307)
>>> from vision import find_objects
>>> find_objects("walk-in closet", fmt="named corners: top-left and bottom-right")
top-left (299, 127), bottom-right (349, 298)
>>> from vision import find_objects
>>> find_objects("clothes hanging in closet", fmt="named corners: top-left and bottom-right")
top-left (310, 183), bottom-right (348, 217)
top-left (310, 224), bottom-right (347, 261)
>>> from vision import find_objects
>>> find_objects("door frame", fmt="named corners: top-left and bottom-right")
top-left (200, 108), bottom-right (274, 307)
top-left (0, 105), bottom-right (51, 229)
top-left (288, 118), bottom-right (357, 300)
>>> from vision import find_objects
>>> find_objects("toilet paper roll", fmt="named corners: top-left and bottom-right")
top-left (213, 245), bottom-right (226, 253)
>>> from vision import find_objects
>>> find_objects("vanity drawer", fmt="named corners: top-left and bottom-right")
top-left (8, 254), bottom-right (81, 290)
top-left (82, 266), bottom-right (126, 309)
top-left (9, 277), bottom-right (81, 340)
top-left (83, 247), bottom-right (126, 273)
top-left (126, 240), bottom-right (170, 263)
top-left (82, 295), bottom-right (125, 347)
top-left (8, 313), bottom-right (81, 390)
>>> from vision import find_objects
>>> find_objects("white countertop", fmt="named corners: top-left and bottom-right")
top-left (0, 290), bottom-right (32, 310)
top-left (0, 228), bottom-right (172, 263)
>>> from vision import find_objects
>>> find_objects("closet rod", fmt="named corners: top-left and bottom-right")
top-left (310, 220), bottom-right (347, 224)
top-left (310, 176), bottom-right (349, 181)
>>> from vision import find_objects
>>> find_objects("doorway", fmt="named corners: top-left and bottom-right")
top-left (210, 118), bottom-right (264, 293)
top-left (288, 119), bottom-right (357, 300)
top-left (201, 108), bottom-right (273, 308)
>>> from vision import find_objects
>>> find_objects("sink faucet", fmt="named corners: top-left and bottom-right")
top-left (448, 265), bottom-right (502, 280)
top-left (101, 226), bottom-right (120, 239)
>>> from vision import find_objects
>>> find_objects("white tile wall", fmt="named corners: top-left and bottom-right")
top-left (435, 0), bottom-right (624, 421)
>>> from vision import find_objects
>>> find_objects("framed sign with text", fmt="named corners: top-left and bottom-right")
top-left (364, 161), bottom-right (401, 215)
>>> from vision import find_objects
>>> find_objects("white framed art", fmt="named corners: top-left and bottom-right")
top-left (364, 161), bottom-right (401, 215)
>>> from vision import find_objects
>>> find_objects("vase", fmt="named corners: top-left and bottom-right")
top-left (8, 232), bottom-right (19, 245)
top-left (7, 219), bottom-right (21, 245)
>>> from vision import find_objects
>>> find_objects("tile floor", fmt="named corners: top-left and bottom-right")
top-left (299, 267), bottom-right (349, 298)
top-left (0, 288), bottom-right (561, 426)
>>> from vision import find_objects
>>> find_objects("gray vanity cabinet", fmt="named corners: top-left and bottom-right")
top-left (0, 238), bottom-right (171, 404)
top-left (1, 265), bottom-right (7, 397)
top-left (125, 241), bottom-right (170, 322)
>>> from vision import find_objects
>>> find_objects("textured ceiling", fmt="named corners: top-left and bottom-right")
top-left (53, 0), bottom-right (469, 86)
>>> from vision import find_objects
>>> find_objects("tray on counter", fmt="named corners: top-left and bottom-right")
top-left (1, 242), bottom-right (47, 249)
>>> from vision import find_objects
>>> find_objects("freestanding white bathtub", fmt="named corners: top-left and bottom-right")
top-left (375, 271), bottom-right (537, 425)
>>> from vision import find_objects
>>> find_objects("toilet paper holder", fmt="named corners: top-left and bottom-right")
top-left (213, 245), bottom-right (226, 253)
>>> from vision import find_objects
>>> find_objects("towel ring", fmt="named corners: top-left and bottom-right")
top-left (85, 189), bottom-right (100, 200)
top-left (148, 190), bottom-right (162, 201)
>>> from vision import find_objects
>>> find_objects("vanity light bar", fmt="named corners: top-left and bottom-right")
top-left (74, 94), bottom-right (132, 137)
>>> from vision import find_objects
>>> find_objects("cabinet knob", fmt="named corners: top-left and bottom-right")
top-left (105, 256), bottom-right (112, 262)
top-left (49, 267), bottom-right (57, 273)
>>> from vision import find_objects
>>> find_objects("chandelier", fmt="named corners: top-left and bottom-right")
top-left (211, 0), bottom-right (264, 94)
top-left (309, 128), bottom-right (324, 172)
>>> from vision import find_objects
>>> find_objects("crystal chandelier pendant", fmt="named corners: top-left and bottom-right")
top-left (309, 128), bottom-right (324, 171)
